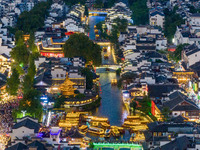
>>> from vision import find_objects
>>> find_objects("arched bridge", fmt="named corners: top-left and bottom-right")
top-left (93, 40), bottom-right (111, 46)
top-left (96, 65), bottom-right (121, 71)
top-left (89, 9), bottom-right (108, 16)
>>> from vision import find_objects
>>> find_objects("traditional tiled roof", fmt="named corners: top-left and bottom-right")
top-left (148, 84), bottom-right (179, 98)
top-left (1, 53), bottom-right (10, 59)
top-left (154, 136), bottom-right (190, 150)
top-left (5, 142), bottom-right (27, 150)
top-left (147, 122), bottom-right (193, 132)
top-left (170, 115), bottom-right (188, 123)
top-left (150, 10), bottom-right (165, 17)
top-left (13, 118), bottom-right (41, 133)
top-left (184, 44), bottom-right (200, 56)
top-left (163, 91), bottom-right (199, 111)
top-left (28, 140), bottom-right (47, 150)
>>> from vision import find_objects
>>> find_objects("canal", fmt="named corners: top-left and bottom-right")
top-left (89, 16), bottom-right (128, 126)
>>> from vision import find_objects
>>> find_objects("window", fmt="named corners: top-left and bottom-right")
top-left (153, 132), bottom-right (157, 136)
top-left (61, 74), bottom-right (63, 77)
top-left (174, 113), bottom-right (177, 115)
top-left (195, 54), bottom-right (197, 57)
top-left (57, 74), bottom-right (59, 77)
top-left (22, 131), bottom-right (24, 133)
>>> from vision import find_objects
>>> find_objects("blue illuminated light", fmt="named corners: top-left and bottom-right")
top-left (50, 129), bottom-right (61, 135)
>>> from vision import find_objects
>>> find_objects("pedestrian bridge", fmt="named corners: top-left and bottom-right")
top-left (89, 9), bottom-right (108, 13)
top-left (96, 65), bottom-right (121, 71)
top-left (93, 40), bottom-right (111, 46)
top-left (93, 142), bottom-right (142, 150)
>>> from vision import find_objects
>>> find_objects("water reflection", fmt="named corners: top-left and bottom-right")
top-left (88, 16), bottom-right (128, 126)
top-left (94, 71), bottom-right (128, 126)
top-left (89, 16), bottom-right (106, 40)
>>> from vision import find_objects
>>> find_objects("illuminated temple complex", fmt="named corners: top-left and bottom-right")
top-left (59, 74), bottom-right (77, 97)
top-left (34, 57), bottom-right (99, 107)
top-left (38, 37), bottom-right (67, 57)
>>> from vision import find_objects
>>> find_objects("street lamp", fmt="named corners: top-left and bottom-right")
top-left (21, 110), bottom-right (27, 117)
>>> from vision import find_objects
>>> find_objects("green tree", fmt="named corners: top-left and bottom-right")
top-left (63, 33), bottom-right (102, 66)
top-left (116, 68), bottom-right (121, 75)
top-left (89, 142), bottom-right (94, 148)
top-left (27, 54), bottom-right (36, 81)
top-left (15, 30), bottom-right (24, 43)
top-left (130, 101), bottom-right (137, 115)
top-left (189, 6), bottom-right (200, 13)
top-left (113, 18), bottom-right (128, 33)
top-left (54, 95), bottom-right (66, 108)
top-left (10, 38), bottom-right (29, 66)
top-left (96, 21), bottom-right (108, 39)
top-left (94, 0), bottom-right (103, 8)
top-left (107, 18), bottom-right (128, 57)
top-left (130, 0), bottom-right (149, 25)
top-left (138, 96), bottom-right (152, 115)
top-left (164, 8), bottom-right (185, 43)
top-left (23, 74), bottom-right (33, 94)
top-left (17, 1), bottom-right (52, 33)
top-left (6, 68), bottom-right (20, 95)
top-left (81, 68), bottom-right (93, 89)
top-left (117, 72), bottom-right (137, 88)
top-left (169, 44), bottom-right (189, 62)
top-left (64, 0), bottom-right (86, 6)
top-left (84, 5), bottom-right (88, 17)
top-left (104, 0), bottom-right (117, 8)
top-left (18, 89), bottom-right (42, 119)
top-left (161, 107), bottom-right (171, 122)
top-left (28, 33), bottom-right (38, 54)
top-left (75, 93), bottom-right (86, 99)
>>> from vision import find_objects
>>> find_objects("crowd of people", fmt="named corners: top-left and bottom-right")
top-left (0, 100), bottom-right (19, 133)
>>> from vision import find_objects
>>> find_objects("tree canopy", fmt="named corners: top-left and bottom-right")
top-left (130, 101), bottom-right (137, 115)
top-left (117, 72), bottom-right (137, 88)
top-left (63, 33), bottom-right (102, 66)
top-left (64, 0), bottom-right (86, 6)
top-left (54, 95), bottom-right (66, 108)
top-left (130, 0), bottom-right (149, 25)
top-left (6, 68), bottom-right (20, 95)
top-left (169, 44), bottom-right (189, 62)
top-left (164, 8), bottom-right (185, 43)
top-left (10, 37), bottom-right (29, 66)
top-left (138, 96), bottom-right (152, 115)
top-left (161, 107), bottom-right (171, 122)
top-left (84, 5), bottom-right (89, 17)
top-left (17, 1), bottom-right (51, 33)
top-left (94, 0), bottom-right (104, 8)
top-left (81, 68), bottom-right (93, 89)
top-left (17, 89), bottom-right (42, 119)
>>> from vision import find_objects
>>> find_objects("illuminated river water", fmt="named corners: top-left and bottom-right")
top-left (89, 16), bottom-right (128, 126)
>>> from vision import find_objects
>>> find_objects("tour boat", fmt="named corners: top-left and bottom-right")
top-left (79, 125), bottom-right (88, 132)
top-left (104, 129), bottom-right (111, 138)
top-left (111, 128), bottom-right (120, 137)
top-left (88, 126), bottom-right (104, 135)
top-left (101, 122), bottom-right (110, 129)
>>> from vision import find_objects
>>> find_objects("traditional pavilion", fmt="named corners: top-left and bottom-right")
top-left (67, 129), bottom-right (88, 148)
top-left (59, 73), bottom-right (77, 97)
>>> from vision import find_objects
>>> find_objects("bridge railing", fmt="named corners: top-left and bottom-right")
top-left (92, 39), bottom-right (110, 42)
